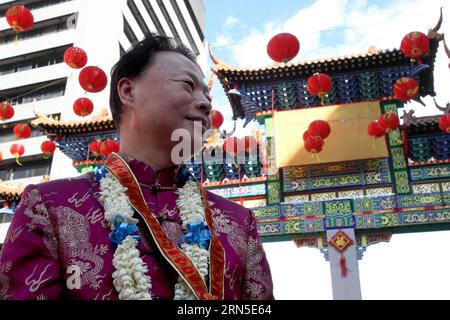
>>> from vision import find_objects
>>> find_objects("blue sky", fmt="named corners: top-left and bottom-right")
top-left (202, 0), bottom-right (450, 299)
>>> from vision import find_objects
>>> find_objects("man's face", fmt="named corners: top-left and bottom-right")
top-left (124, 51), bottom-right (212, 155)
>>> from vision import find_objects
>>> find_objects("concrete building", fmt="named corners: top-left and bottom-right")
top-left (0, 0), bottom-right (206, 242)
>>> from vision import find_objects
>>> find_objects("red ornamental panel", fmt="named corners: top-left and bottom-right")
top-left (378, 113), bottom-right (400, 133)
top-left (41, 140), bottom-right (56, 157)
top-left (89, 140), bottom-right (102, 157)
top-left (393, 77), bottom-right (419, 102)
top-left (267, 33), bottom-right (300, 63)
top-left (307, 73), bottom-right (333, 98)
top-left (73, 97), bottom-right (94, 117)
top-left (210, 110), bottom-right (224, 129)
top-left (367, 121), bottom-right (385, 138)
top-left (308, 120), bottom-right (331, 139)
top-left (439, 114), bottom-right (450, 133)
top-left (79, 66), bottom-right (108, 93)
top-left (0, 102), bottom-right (14, 121)
top-left (6, 5), bottom-right (34, 32)
top-left (64, 47), bottom-right (88, 69)
top-left (13, 123), bottom-right (31, 139)
top-left (400, 31), bottom-right (430, 64)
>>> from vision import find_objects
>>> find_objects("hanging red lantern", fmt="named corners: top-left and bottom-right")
top-left (367, 121), bottom-right (385, 138)
top-left (0, 151), bottom-right (3, 161)
top-left (308, 120), bottom-right (331, 139)
top-left (73, 97), bottom-right (94, 117)
top-left (10, 143), bottom-right (25, 166)
top-left (393, 77), bottom-right (419, 102)
top-left (267, 33), bottom-right (300, 63)
top-left (0, 102), bottom-right (14, 121)
top-left (64, 47), bottom-right (88, 69)
top-left (6, 5), bottom-right (34, 32)
top-left (211, 110), bottom-right (224, 129)
top-left (99, 139), bottom-right (119, 157)
top-left (400, 31), bottom-right (430, 64)
top-left (41, 140), bottom-right (56, 158)
top-left (304, 135), bottom-right (324, 154)
top-left (79, 66), bottom-right (108, 93)
top-left (439, 114), bottom-right (450, 133)
top-left (307, 73), bottom-right (333, 103)
top-left (378, 113), bottom-right (400, 133)
top-left (13, 123), bottom-right (32, 139)
top-left (89, 140), bottom-right (102, 157)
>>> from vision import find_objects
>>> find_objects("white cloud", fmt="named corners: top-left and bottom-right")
top-left (214, 34), bottom-right (232, 47)
top-left (224, 15), bottom-right (239, 27)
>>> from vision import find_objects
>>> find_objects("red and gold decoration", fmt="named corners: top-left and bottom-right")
top-left (73, 97), bottom-right (94, 117)
top-left (41, 140), bottom-right (56, 158)
top-left (400, 31), bottom-right (430, 64)
top-left (367, 121), bottom-right (385, 138)
top-left (210, 110), bottom-right (224, 129)
top-left (304, 133), bottom-right (324, 154)
top-left (64, 47), bottom-right (88, 69)
top-left (328, 230), bottom-right (354, 278)
top-left (0, 102), bottom-right (14, 121)
top-left (9, 143), bottom-right (25, 166)
top-left (393, 77), bottom-right (419, 102)
top-left (6, 5), bottom-right (34, 32)
top-left (89, 140), bottom-right (102, 157)
top-left (79, 66), bottom-right (108, 93)
top-left (439, 114), bottom-right (450, 133)
top-left (306, 73), bottom-right (333, 105)
top-left (13, 123), bottom-right (32, 139)
top-left (267, 33), bottom-right (300, 63)
top-left (378, 112), bottom-right (400, 133)
top-left (99, 139), bottom-right (120, 157)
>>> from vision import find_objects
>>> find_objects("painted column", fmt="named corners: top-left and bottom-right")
top-left (327, 228), bottom-right (362, 300)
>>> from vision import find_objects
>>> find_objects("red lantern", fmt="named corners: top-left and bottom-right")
top-left (400, 31), bottom-right (430, 64)
top-left (73, 97), bottom-right (94, 117)
top-left (307, 73), bottom-right (333, 99)
top-left (89, 140), bottom-right (102, 157)
top-left (211, 110), bottom-right (224, 129)
top-left (303, 130), bottom-right (311, 141)
top-left (308, 120), bottom-right (331, 139)
top-left (41, 140), bottom-right (56, 158)
top-left (0, 151), bottom-right (2, 161)
top-left (439, 114), bottom-right (450, 133)
top-left (79, 66), bottom-right (108, 93)
top-left (267, 33), bottom-right (300, 63)
top-left (10, 143), bottom-right (25, 166)
top-left (378, 113), bottom-right (400, 133)
top-left (99, 139), bottom-right (119, 157)
top-left (13, 123), bottom-right (32, 139)
top-left (304, 135), bottom-right (324, 154)
top-left (64, 47), bottom-right (88, 69)
top-left (367, 121), bottom-right (385, 138)
top-left (393, 77), bottom-right (419, 102)
top-left (0, 102), bottom-right (14, 121)
top-left (6, 5), bottom-right (34, 32)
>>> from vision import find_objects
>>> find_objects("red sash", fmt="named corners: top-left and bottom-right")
top-left (106, 153), bottom-right (225, 300)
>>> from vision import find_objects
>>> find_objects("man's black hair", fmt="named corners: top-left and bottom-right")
top-left (109, 33), bottom-right (197, 132)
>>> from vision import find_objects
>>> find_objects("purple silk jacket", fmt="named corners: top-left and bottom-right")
top-left (0, 157), bottom-right (274, 300)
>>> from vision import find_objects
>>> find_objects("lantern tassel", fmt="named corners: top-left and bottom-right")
top-left (340, 253), bottom-right (348, 278)
top-left (14, 32), bottom-right (19, 45)
top-left (15, 155), bottom-right (22, 166)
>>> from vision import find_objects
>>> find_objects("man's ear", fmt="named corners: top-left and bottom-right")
top-left (117, 78), bottom-right (136, 108)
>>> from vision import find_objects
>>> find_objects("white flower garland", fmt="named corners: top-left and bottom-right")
top-left (99, 172), bottom-right (210, 300)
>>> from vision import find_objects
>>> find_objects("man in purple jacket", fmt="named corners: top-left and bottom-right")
top-left (0, 34), bottom-right (274, 300)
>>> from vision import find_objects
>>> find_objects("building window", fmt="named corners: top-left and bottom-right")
top-left (0, 157), bottom-right (52, 181)
top-left (1, 80), bottom-right (67, 106)
top-left (169, 0), bottom-right (199, 55)
top-left (123, 15), bottom-right (138, 45)
top-left (127, 0), bottom-right (150, 36)
top-left (155, 0), bottom-right (179, 39)
top-left (142, 0), bottom-right (165, 36)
